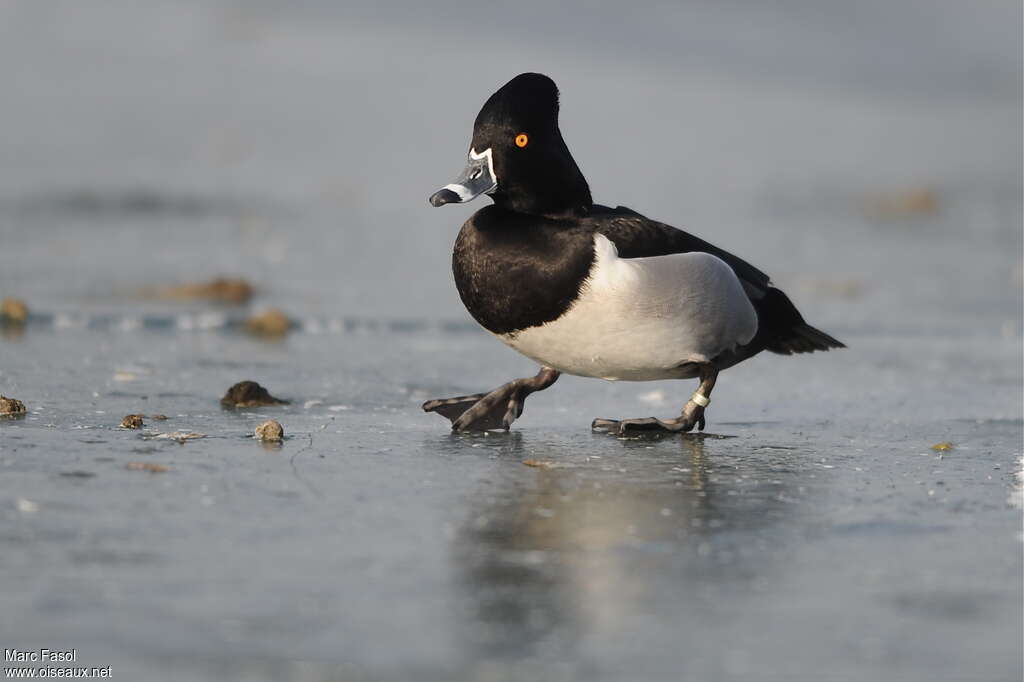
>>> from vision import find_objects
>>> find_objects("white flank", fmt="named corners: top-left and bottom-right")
top-left (500, 234), bottom-right (757, 381)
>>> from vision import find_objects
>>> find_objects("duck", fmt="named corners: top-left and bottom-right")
top-left (424, 73), bottom-right (843, 435)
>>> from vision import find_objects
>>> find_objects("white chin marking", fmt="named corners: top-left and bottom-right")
top-left (499, 234), bottom-right (758, 381)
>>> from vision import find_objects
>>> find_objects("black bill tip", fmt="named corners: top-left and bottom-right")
top-left (429, 188), bottom-right (461, 207)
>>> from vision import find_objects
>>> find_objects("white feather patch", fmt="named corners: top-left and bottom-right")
top-left (499, 234), bottom-right (757, 381)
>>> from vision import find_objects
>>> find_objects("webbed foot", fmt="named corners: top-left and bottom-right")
top-left (592, 407), bottom-right (705, 436)
top-left (593, 387), bottom-right (710, 436)
top-left (423, 367), bottom-right (560, 432)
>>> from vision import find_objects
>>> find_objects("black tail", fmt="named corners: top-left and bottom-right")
top-left (753, 288), bottom-right (845, 355)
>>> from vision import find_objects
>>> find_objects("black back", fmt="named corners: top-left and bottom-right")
top-left (586, 205), bottom-right (771, 296)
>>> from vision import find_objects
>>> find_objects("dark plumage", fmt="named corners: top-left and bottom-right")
top-left (425, 73), bottom-right (844, 434)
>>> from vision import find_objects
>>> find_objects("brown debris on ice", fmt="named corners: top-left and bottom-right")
top-left (863, 186), bottom-right (940, 219)
top-left (245, 308), bottom-right (292, 337)
top-left (0, 298), bottom-right (29, 323)
top-left (254, 419), bottom-right (284, 442)
top-left (120, 414), bottom-right (145, 429)
top-left (0, 395), bottom-right (27, 416)
top-left (221, 380), bottom-right (289, 408)
top-left (147, 277), bottom-right (255, 304)
top-left (126, 462), bottom-right (169, 473)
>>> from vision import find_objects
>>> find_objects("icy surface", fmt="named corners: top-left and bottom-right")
top-left (0, 1), bottom-right (1021, 681)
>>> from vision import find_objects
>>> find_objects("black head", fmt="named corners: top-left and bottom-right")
top-left (429, 73), bottom-right (592, 217)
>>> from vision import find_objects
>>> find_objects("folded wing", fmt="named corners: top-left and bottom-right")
top-left (588, 205), bottom-right (844, 357)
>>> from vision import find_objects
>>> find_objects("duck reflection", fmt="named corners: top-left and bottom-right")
top-left (446, 432), bottom-right (805, 663)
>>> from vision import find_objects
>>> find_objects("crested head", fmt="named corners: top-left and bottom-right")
top-left (473, 73), bottom-right (561, 139)
top-left (428, 73), bottom-right (593, 217)
top-left (470, 73), bottom-right (592, 217)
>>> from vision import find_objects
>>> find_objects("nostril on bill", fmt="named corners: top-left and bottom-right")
top-left (429, 188), bottom-right (461, 207)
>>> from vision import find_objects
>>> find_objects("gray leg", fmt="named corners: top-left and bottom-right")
top-left (423, 367), bottom-right (560, 432)
top-left (593, 367), bottom-right (719, 436)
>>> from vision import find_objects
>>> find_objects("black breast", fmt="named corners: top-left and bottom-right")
top-left (452, 206), bottom-right (595, 335)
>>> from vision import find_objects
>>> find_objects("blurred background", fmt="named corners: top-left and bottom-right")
top-left (1, 0), bottom-right (1019, 330)
top-left (0, 2), bottom-right (1021, 682)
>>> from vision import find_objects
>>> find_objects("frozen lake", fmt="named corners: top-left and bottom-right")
top-left (1, 1), bottom-right (1021, 680)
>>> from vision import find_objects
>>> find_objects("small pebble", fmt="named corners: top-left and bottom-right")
top-left (149, 414), bottom-right (169, 421)
top-left (931, 441), bottom-right (954, 452)
top-left (0, 298), bottom-right (29, 323)
top-left (120, 414), bottom-right (145, 429)
top-left (0, 395), bottom-right (27, 416)
top-left (255, 419), bottom-right (284, 442)
top-left (245, 308), bottom-right (292, 337)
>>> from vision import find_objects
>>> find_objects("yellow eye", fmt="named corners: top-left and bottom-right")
top-left (515, 133), bottom-right (529, 148)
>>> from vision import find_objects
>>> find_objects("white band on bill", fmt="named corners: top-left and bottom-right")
top-left (690, 392), bottom-right (710, 408)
